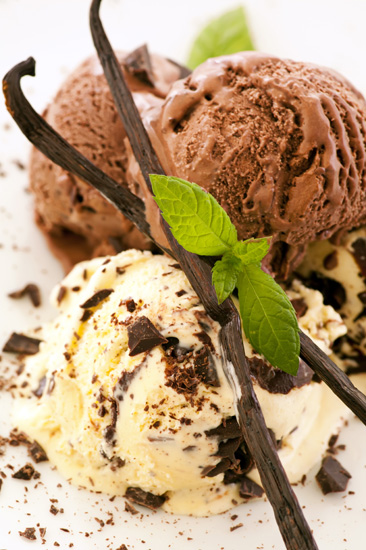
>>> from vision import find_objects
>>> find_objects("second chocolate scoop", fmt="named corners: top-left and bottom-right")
top-left (144, 51), bottom-right (366, 279)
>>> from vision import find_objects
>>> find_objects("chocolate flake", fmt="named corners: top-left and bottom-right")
top-left (352, 238), bottom-right (366, 277)
top-left (0, 478), bottom-right (2, 492)
top-left (56, 285), bottom-right (67, 305)
top-left (175, 289), bottom-right (187, 297)
top-left (124, 44), bottom-right (155, 87)
top-left (194, 346), bottom-right (220, 387)
top-left (3, 332), bottom-right (42, 355)
top-left (125, 486), bottom-right (167, 510)
top-left (127, 316), bottom-right (167, 356)
top-left (126, 299), bottom-right (136, 313)
top-left (248, 355), bottom-right (313, 394)
top-left (12, 463), bottom-right (35, 480)
top-left (323, 251), bottom-right (338, 270)
top-left (8, 283), bottom-right (41, 307)
top-left (124, 501), bottom-right (139, 515)
top-left (315, 456), bottom-right (351, 495)
top-left (28, 441), bottom-right (48, 463)
top-left (205, 417), bottom-right (242, 440)
top-left (239, 477), bottom-right (264, 499)
top-left (80, 309), bottom-right (93, 322)
top-left (19, 527), bottom-right (37, 540)
top-left (80, 288), bottom-right (114, 309)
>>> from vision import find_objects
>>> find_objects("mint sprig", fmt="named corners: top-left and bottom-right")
top-left (151, 174), bottom-right (300, 376)
top-left (187, 7), bottom-right (255, 70)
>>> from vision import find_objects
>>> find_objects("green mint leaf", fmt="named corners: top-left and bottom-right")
top-left (237, 265), bottom-right (300, 375)
top-left (187, 6), bottom-right (255, 70)
top-left (212, 253), bottom-right (242, 304)
top-left (150, 174), bottom-right (237, 256)
top-left (233, 238), bottom-right (271, 265)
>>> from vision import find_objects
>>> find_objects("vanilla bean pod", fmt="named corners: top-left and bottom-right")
top-left (90, 1), bottom-right (318, 548)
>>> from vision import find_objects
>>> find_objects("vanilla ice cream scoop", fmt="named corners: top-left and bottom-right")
top-left (13, 250), bottom-right (350, 515)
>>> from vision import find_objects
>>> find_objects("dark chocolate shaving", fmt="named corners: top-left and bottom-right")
top-left (201, 458), bottom-right (232, 477)
top-left (124, 487), bottom-right (167, 510)
top-left (239, 477), bottom-right (265, 499)
top-left (315, 456), bottom-right (351, 495)
top-left (323, 251), bottom-right (338, 270)
top-left (28, 441), bottom-right (48, 463)
top-left (249, 355), bottom-right (314, 394)
top-left (56, 285), bottom-right (67, 304)
top-left (3, 332), bottom-right (41, 355)
top-left (124, 44), bottom-right (155, 87)
top-left (299, 271), bottom-right (346, 310)
top-left (127, 316), bottom-right (167, 356)
top-left (12, 463), bottom-right (35, 480)
top-left (205, 417), bottom-right (242, 440)
top-left (8, 283), bottom-right (41, 307)
top-left (193, 346), bottom-right (220, 387)
top-left (80, 288), bottom-right (114, 308)
top-left (19, 527), bottom-right (37, 540)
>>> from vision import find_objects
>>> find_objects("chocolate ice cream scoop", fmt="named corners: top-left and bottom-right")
top-left (30, 48), bottom-right (182, 271)
top-left (145, 52), bottom-right (366, 279)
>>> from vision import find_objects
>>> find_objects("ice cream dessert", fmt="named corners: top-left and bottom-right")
top-left (29, 48), bottom-right (183, 271)
top-left (141, 51), bottom-right (366, 279)
top-left (12, 249), bottom-right (350, 516)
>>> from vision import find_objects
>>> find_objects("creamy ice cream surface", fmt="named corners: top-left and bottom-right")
top-left (13, 250), bottom-right (352, 516)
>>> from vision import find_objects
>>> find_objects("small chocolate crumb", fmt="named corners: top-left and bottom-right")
top-left (80, 289), bottom-right (114, 309)
top-left (50, 504), bottom-right (59, 515)
top-left (8, 283), bottom-right (41, 307)
top-left (12, 463), bottom-right (35, 480)
top-left (124, 500), bottom-right (139, 515)
top-left (126, 299), bottom-right (136, 313)
top-left (127, 316), bottom-right (168, 356)
top-left (19, 527), bottom-right (37, 540)
top-left (116, 545), bottom-right (128, 550)
top-left (176, 289), bottom-right (187, 297)
top-left (0, 478), bottom-right (2, 492)
top-left (125, 487), bottom-right (167, 510)
top-left (230, 523), bottom-right (243, 532)
top-left (3, 332), bottom-right (42, 355)
top-left (316, 456), bottom-right (352, 495)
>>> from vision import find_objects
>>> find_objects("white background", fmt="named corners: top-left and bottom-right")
top-left (1, 1), bottom-right (366, 549)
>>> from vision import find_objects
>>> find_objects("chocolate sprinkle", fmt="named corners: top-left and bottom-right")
top-left (127, 316), bottom-right (167, 356)
top-left (3, 332), bottom-right (42, 355)
top-left (80, 288), bottom-right (114, 309)
top-left (239, 477), bottom-right (264, 499)
top-left (315, 456), bottom-right (351, 495)
top-left (56, 285), bottom-right (67, 305)
top-left (125, 486), bottom-right (167, 510)
top-left (12, 463), bottom-right (35, 480)
top-left (8, 283), bottom-right (41, 307)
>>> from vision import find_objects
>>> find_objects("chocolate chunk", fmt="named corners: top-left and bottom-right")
top-left (323, 251), bottom-right (338, 270)
top-left (290, 298), bottom-right (308, 319)
top-left (80, 289), bottom-right (114, 309)
top-left (299, 271), bottom-right (346, 310)
top-left (175, 289), bottom-right (187, 297)
top-left (248, 355), bottom-right (313, 394)
top-left (214, 437), bottom-right (241, 460)
top-left (56, 285), bottom-right (67, 305)
top-left (127, 316), bottom-right (167, 356)
top-left (239, 477), bottom-right (264, 499)
top-left (163, 337), bottom-right (192, 362)
top-left (357, 291), bottom-right (366, 305)
top-left (194, 346), bottom-right (220, 387)
top-left (108, 236), bottom-right (124, 253)
top-left (12, 463), bottom-right (35, 480)
top-left (352, 238), bottom-right (366, 277)
top-left (124, 44), bottom-right (155, 87)
top-left (3, 332), bottom-right (42, 355)
top-left (125, 299), bottom-right (136, 312)
top-left (28, 441), bottom-right (48, 463)
top-left (8, 283), bottom-right (41, 307)
top-left (19, 527), bottom-right (37, 540)
top-left (195, 330), bottom-right (214, 350)
top-left (103, 425), bottom-right (116, 443)
top-left (125, 487), bottom-right (167, 510)
top-left (316, 456), bottom-right (351, 494)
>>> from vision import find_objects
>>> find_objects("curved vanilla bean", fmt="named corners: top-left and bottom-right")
top-left (90, 1), bottom-right (318, 548)
top-left (300, 331), bottom-right (366, 423)
top-left (2, 58), bottom-right (151, 242)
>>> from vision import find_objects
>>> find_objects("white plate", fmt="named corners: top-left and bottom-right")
top-left (1, 1), bottom-right (366, 548)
